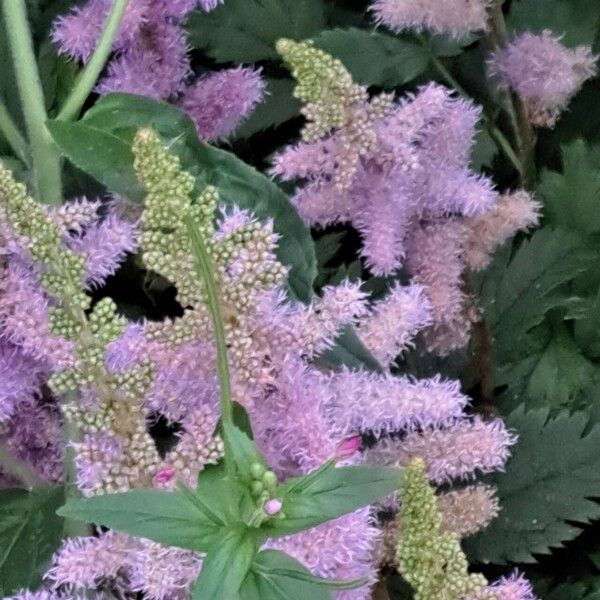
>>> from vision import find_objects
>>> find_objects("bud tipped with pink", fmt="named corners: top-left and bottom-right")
top-left (263, 498), bottom-right (283, 515)
top-left (335, 435), bottom-right (362, 460)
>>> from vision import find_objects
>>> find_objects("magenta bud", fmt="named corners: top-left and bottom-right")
top-left (263, 498), bottom-right (282, 516)
top-left (152, 466), bottom-right (176, 487)
top-left (335, 435), bottom-right (361, 459)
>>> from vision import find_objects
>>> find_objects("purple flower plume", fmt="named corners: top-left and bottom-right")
top-left (179, 67), bottom-right (266, 141)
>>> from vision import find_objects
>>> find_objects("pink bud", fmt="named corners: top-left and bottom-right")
top-left (152, 465), bottom-right (176, 487)
top-left (335, 436), bottom-right (361, 460)
top-left (263, 498), bottom-right (282, 515)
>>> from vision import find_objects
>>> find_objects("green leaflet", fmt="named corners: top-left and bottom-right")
top-left (185, 0), bottom-right (327, 62)
top-left (465, 408), bottom-right (600, 564)
top-left (264, 465), bottom-right (402, 537)
top-left (0, 486), bottom-right (65, 596)
top-left (539, 140), bottom-right (600, 235)
top-left (46, 120), bottom-right (145, 202)
top-left (47, 93), bottom-right (317, 302)
top-left (239, 549), bottom-right (365, 599)
top-left (232, 78), bottom-right (301, 139)
top-left (311, 28), bottom-right (429, 87)
top-left (495, 322), bottom-right (600, 413)
top-left (190, 525), bottom-right (258, 599)
top-left (58, 487), bottom-right (223, 552)
top-left (475, 227), bottom-right (596, 365)
top-left (506, 0), bottom-right (600, 46)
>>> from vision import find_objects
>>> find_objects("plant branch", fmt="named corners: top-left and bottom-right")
top-left (57, 0), bottom-right (129, 121)
top-left (0, 444), bottom-right (45, 490)
top-left (1, 0), bottom-right (62, 205)
top-left (0, 99), bottom-right (30, 166)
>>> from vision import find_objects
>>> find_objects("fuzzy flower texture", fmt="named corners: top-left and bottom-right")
top-left (2, 123), bottom-right (531, 599)
top-left (273, 40), bottom-right (540, 355)
top-left (489, 31), bottom-right (597, 127)
top-left (52, 0), bottom-right (264, 141)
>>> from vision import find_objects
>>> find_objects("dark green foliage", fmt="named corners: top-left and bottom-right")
top-left (186, 0), bottom-right (327, 62)
top-left (0, 487), bottom-right (65, 596)
top-left (465, 408), bottom-right (600, 564)
top-left (312, 28), bottom-right (429, 87)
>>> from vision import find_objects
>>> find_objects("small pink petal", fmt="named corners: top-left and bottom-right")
top-left (263, 498), bottom-right (283, 515)
top-left (335, 435), bottom-right (362, 460)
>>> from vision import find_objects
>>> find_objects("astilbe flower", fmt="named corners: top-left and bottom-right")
top-left (371, 0), bottom-right (491, 37)
top-left (124, 130), bottom-right (521, 598)
top-left (489, 31), bottom-right (598, 127)
top-left (179, 67), bottom-right (266, 141)
top-left (274, 41), bottom-right (540, 355)
top-left (52, 0), bottom-right (261, 140)
top-left (8, 130), bottom-right (525, 598)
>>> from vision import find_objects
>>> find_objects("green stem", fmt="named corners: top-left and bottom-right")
top-left (184, 216), bottom-right (233, 424)
top-left (428, 51), bottom-right (523, 176)
top-left (57, 0), bottom-right (129, 121)
top-left (1, 0), bottom-right (62, 205)
top-left (0, 444), bottom-right (45, 490)
top-left (0, 99), bottom-right (30, 166)
top-left (184, 215), bottom-right (236, 481)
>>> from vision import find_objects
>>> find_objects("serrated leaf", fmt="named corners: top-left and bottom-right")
top-left (58, 488), bottom-right (222, 552)
top-left (539, 140), bottom-right (600, 235)
top-left (496, 323), bottom-right (600, 412)
top-left (51, 93), bottom-right (316, 301)
top-left (476, 227), bottom-right (596, 364)
top-left (186, 0), bottom-right (326, 62)
top-left (507, 0), bottom-right (600, 46)
top-left (0, 486), bottom-right (65, 596)
top-left (233, 78), bottom-right (301, 139)
top-left (465, 408), bottom-right (600, 563)
top-left (311, 28), bottom-right (429, 87)
top-left (265, 465), bottom-right (402, 537)
top-left (470, 129), bottom-right (497, 171)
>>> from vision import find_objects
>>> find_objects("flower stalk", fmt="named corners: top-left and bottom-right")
top-left (1, 0), bottom-right (62, 204)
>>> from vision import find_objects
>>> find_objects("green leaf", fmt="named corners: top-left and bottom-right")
top-left (539, 140), bottom-right (600, 235)
top-left (495, 323), bottom-right (600, 413)
top-left (233, 78), bottom-right (301, 139)
top-left (46, 120), bottom-right (144, 202)
top-left (311, 28), bottom-right (429, 87)
top-left (465, 408), bottom-right (600, 563)
top-left (475, 227), bottom-right (596, 365)
top-left (185, 0), bottom-right (326, 62)
top-left (470, 129), bottom-right (497, 171)
top-left (241, 550), bottom-right (330, 600)
top-left (54, 93), bottom-right (317, 301)
top-left (0, 486), bottom-right (65, 596)
top-left (58, 488), bottom-right (222, 552)
top-left (222, 423), bottom-right (264, 481)
top-left (253, 550), bottom-right (366, 591)
top-left (191, 525), bottom-right (257, 599)
top-left (317, 325), bottom-right (382, 372)
top-left (507, 0), bottom-right (600, 46)
top-left (265, 465), bottom-right (402, 537)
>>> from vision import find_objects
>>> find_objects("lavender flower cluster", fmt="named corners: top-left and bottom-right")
top-left (53, 0), bottom-right (264, 141)
top-left (2, 0), bottom-right (595, 597)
